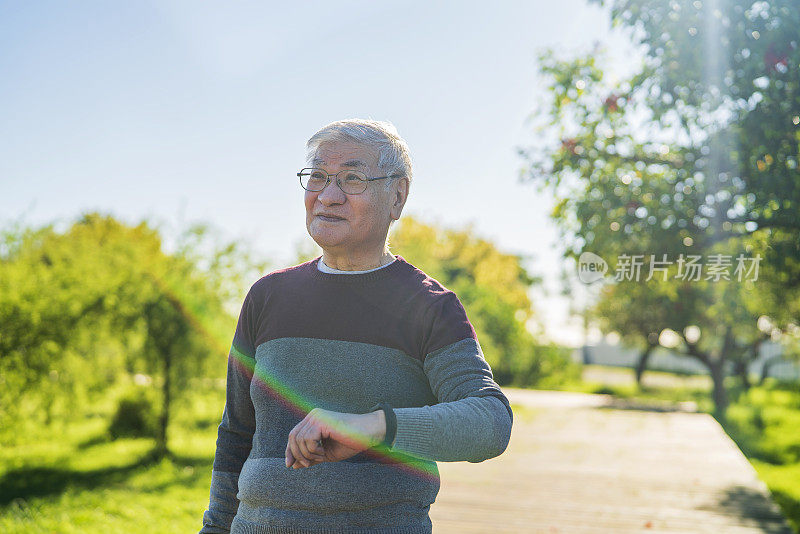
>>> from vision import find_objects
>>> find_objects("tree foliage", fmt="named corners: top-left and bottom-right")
top-left (0, 212), bottom-right (268, 453)
top-left (388, 215), bottom-right (578, 387)
top-left (521, 0), bottom-right (800, 416)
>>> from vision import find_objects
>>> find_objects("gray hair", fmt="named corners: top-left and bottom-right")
top-left (305, 118), bottom-right (413, 191)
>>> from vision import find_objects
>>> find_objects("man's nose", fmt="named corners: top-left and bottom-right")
top-left (317, 176), bottom-right (346, 203)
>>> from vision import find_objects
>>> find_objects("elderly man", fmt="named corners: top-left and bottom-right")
top-left (200, 119), bottom-right (513, 534)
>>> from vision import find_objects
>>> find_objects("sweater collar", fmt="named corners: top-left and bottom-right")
top-left (309, 254), bottom-right (409, 283)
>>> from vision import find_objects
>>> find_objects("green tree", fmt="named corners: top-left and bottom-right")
top-left (595, 0), bottom-right (800, 240)
top-left (387, 215), bottom-right (577, 387)
top-left (591, 279), bottom-right (679, 386)
top-left (521, 0), bottom-right (800, 417)
top-left (0, 214), bottom-right (162, 429)
top-left (592, 0), bottom-right (800, 309)
top-left (0, 212), bottom-right (269, 452)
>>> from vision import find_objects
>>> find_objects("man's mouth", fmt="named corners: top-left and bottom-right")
top-left (317, 214), bottom-right (345, 222)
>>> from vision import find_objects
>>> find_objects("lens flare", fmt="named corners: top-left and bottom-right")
top-left (229, 343), bottom-right (439, 482)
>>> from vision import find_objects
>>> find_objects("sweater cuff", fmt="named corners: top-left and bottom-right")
top-left (390, 406), bottom-right (434, 460)
top-left (200, 469), bottom-right (240, 533)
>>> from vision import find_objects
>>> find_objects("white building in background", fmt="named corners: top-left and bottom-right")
top-left (572, 338), bottom-right (800, 382)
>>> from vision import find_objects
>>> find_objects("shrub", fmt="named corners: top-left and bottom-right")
top-left (108, 388), bottom-right (158, 439)
top-left (493, 339), bottom-right (580, 388)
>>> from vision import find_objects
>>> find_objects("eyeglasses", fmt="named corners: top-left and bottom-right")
top-left (297, 167), bottom-right (393, 195)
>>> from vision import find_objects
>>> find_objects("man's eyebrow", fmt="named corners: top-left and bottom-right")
top-left (310, 158), bottom-right (367, 170)
top-left (342, 160), bottom-right (367, 169)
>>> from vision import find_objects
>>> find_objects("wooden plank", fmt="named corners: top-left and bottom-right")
top-left (429, 388), bottom-right (793, 534)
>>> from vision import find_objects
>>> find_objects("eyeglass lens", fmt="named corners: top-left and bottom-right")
top-left (300, 168), bottom-right (368, 194)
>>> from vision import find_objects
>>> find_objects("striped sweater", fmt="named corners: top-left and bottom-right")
top-left (199, 254), bottom-right (513, 534)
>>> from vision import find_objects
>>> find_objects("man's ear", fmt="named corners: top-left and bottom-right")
top-left (390, 177), bottom-right (409, 219)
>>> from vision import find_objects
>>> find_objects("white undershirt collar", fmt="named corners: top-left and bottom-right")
top-left (317, 256), bottom-right (397, 274)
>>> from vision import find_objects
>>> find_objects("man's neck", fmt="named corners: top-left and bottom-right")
top-left (321, 250), bottom-right (396, 271)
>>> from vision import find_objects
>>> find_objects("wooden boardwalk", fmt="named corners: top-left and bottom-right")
top-left (429, 388), bottom-right (793, 534)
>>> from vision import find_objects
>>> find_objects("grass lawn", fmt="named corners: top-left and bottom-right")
top-left (0, 383), bottom-right (226, 533)
top-left (1, 366), bottom-right (797, 533)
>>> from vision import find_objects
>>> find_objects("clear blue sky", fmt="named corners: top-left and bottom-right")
top-left (0, 1), bottom-right (637, 346)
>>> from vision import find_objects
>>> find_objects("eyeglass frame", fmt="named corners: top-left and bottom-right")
top-left (297, 167), bottom-right (395, 195)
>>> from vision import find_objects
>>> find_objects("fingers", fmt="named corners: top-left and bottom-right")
top-left (286, 421), bottom-right (303, 468)
top-left (285, 444), bottom-right (294, 468)
top-left (291, 419), bottom-right (314, 468)
top-left (299, 431), bottom-right (326, 465)
top-left (286, 413), bottom-right (326, 469)
top-left (287, 420), bottom-right (307, 468)
top-left (295, 420), bottom-right (325, 466)
top-left (285, 431), bottom-right (296, 467)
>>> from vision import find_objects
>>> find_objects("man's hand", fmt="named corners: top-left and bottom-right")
top-left (285, 408), bottom-right (386, 469)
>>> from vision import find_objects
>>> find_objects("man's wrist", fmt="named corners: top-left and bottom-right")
top-left (367, 402), bottom-right (397, 448)
top-left (369, 410), bottom-right (386, 447)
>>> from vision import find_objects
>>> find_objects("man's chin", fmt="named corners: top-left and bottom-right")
top-left (309, 232), bottom-right (346, 250)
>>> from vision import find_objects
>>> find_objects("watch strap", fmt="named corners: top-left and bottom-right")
top-left (368, 402), bottom-right (397, 448)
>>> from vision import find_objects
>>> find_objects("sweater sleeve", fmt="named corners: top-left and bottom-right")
top-left (390, 292), bottom-right (514, 463)
top-left (200, 289), bottom-right (258, 534)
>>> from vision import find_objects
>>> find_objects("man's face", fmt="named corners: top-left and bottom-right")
top-left (304, 140), bottom-right (395, 255)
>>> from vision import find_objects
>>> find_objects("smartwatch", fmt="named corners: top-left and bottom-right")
top-left (368, 402), bottom-right (397, 448)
